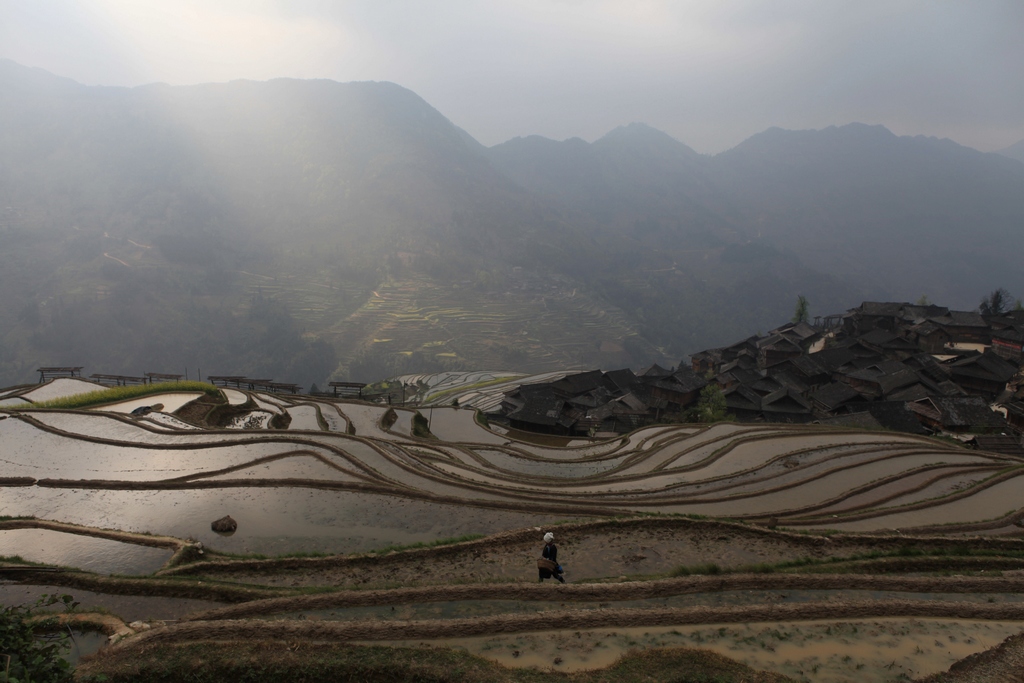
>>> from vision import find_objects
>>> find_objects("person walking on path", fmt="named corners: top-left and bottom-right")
top-left (537, 531), bottom-right (565, 583)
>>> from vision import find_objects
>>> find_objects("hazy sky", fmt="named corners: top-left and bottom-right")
top-left (2, 0), bottom-right (1022, 153)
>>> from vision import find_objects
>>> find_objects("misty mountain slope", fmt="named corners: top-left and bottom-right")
top-left (0, 60), bottom-right (1017, 386)
top-left (997, 138), bottom-right (1024, 165)
top-left (485, 123), bottom-right (735, 246)
top-left (0, 61), bottom-right (640, 384)
top-left (486, 121), bottom-right (1024, 309)
top-left (709, 124), bottom-right (1024, 305)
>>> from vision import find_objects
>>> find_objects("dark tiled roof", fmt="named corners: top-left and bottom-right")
top-left (886, 383), bottom-right (933, 402)
top-left (507, 389), bottom-right (564, 426)
top-left (817, 412), bottom-right (884, 430)
top-left (690, 348), bottom-right (724, 362)
top-left (756, 333), bottom-right (802, 352)
top-left (993, 327), bottom-right (1024, 344)
top-left (858, 329), bottom-right (919, 351)
top-left (749, 377), bottom-right (785, 396)
top-left (914, 396), bottom-right (1005, 429)
top-left (900, 305), bottom-right (949, 322)
top-left (725, 385), bottom-right (761, 411)
top-left (604, 368), bottom-right (640, 392)
top-left (909, 321), bottom-right (946, 337)
top-left (787, 355), bottom-right (827, 378)
top-left (810, 382), bottom-right (863, 411)
top-left (859, 302), bottom-right (907, 317)
top-left (552, 370), bottom-right (605, 395)
top-left (670, 367), bottom-right (709, 393)
top-left (761, 388), bottom-right (812, 413)
top-left (771, 369), bottom-right (810, 395)
top-left (950, 352), bottom-right (1017, 383)
top-left (866, 401), bottom-right (929, 434)
top-left (904, 354), bottom-right (951, 383)
top-left (933, 310), bottom-right (988, 328)
top-left (858, 329), bottom-right (900, 346)
top-left (808, 347), bottom-right (856, 373)
top-left (640, 363), bottom-right (672, 378)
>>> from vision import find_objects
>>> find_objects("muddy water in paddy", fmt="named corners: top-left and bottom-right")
top-left (318, 405), bottom-right (348, 432)
top-left (0, 528), bottom-right (172, 574)
top-left (88, 393), bottom-right (202, 414)
top-left (198, 455), bottom-right (364, 483)
top-left (426, 408), bottom-right (507, 444)
top-left (809, 466), bottom-right (1000, 515)
top-left (647, 453), bottom-right (994, 516)
top-left (285, 404), bottom-right (322, 431)
top-left (23, 411), bottom-right (266, 444)
top-left (1, 487), bottom-right (563, 556)
top-left (0, 418), bottom-right (314, 480)
top-left (383, 619), bottom-right (1024, 681)
top-left (472, 450), bottom-right (629, 478)
top-left (818, 473), bottom-right (1024, 532)
top-left (336, 403), bottom-right (391, 437)
top-left (0, 583), bottom-right (224, 622)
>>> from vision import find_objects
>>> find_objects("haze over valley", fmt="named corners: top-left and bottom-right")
top-left (2, 59), bottom-right (1023, 388)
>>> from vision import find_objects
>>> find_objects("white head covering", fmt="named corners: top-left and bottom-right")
top-left (543, 532), bottom-right (554, 543)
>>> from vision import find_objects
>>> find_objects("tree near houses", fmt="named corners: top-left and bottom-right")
top-left (792, 295), bottom-right (810, 324)
top-left (980, 288), bottom-right (1014, 316)
top-left (689, 382), bottom-right (730, 423)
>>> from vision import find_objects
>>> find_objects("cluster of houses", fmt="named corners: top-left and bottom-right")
top-left (496, 301), bottom-right (1024, 447)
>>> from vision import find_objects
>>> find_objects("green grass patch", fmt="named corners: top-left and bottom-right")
top-left (25, 382), bottom-right (221, 410)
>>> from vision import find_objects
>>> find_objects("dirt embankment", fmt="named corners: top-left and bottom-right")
top-left (917, 631), bottom-right (1024, 682)
top-left (185, 573), bottom-right (1024, 622)
top-left (165, 516), bottom-right (1024, 588)
top-left (117, 600), bottom-right (1024, 651)
top-left (0, 519), bottom-right (185, 552)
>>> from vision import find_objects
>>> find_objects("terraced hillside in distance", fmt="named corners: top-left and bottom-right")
top-left (4, 377), bottom-right (1024, 681)
top-left (327, 274), bottom-right (668, 379)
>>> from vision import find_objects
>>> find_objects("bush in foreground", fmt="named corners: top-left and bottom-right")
top-left (0, 594), bottom-right (77, 683)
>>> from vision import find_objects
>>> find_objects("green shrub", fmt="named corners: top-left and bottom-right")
top-left (0, 594), bottom-right (77, 683)
top-left (412, 412), bottom-right (431, 438)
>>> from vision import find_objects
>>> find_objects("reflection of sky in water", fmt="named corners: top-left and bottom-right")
top-left (474, 449), bottom-right (628, 478)
top-left (286, 405), bottom-right (321, 430)
top-left (0, 418), bottom-right (320, 480)
top-left (87, 392), bottom-right (202, 414)
top-left (29, 411), bottom-right (263, 444)
top-left (0, 528), bottom-right (171, 574)
top-left (222, 388), bottom-right (247, 405)
top-left (1, 487), bottom-right (560, 556)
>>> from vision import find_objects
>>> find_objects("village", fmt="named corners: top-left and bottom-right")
top-left (495, 300), bottom-right (1024, 455)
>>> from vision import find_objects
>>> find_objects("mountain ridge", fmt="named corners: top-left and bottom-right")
top-left (1, 60), bottom-right (1021, 387)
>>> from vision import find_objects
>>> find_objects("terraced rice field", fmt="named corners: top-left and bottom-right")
top-left (5, 378), bottom-right (1024, 681)
top-left (325, 275), bottom-right (667, 374)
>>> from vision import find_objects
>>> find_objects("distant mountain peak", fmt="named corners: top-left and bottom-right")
top-left (594, 122), bottom-right (700, 157)
top-left (998, 138), bottom-right (1024, 165)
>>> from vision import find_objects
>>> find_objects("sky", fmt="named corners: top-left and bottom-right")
top-left (1, 0), bottom-right (1022, 154)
